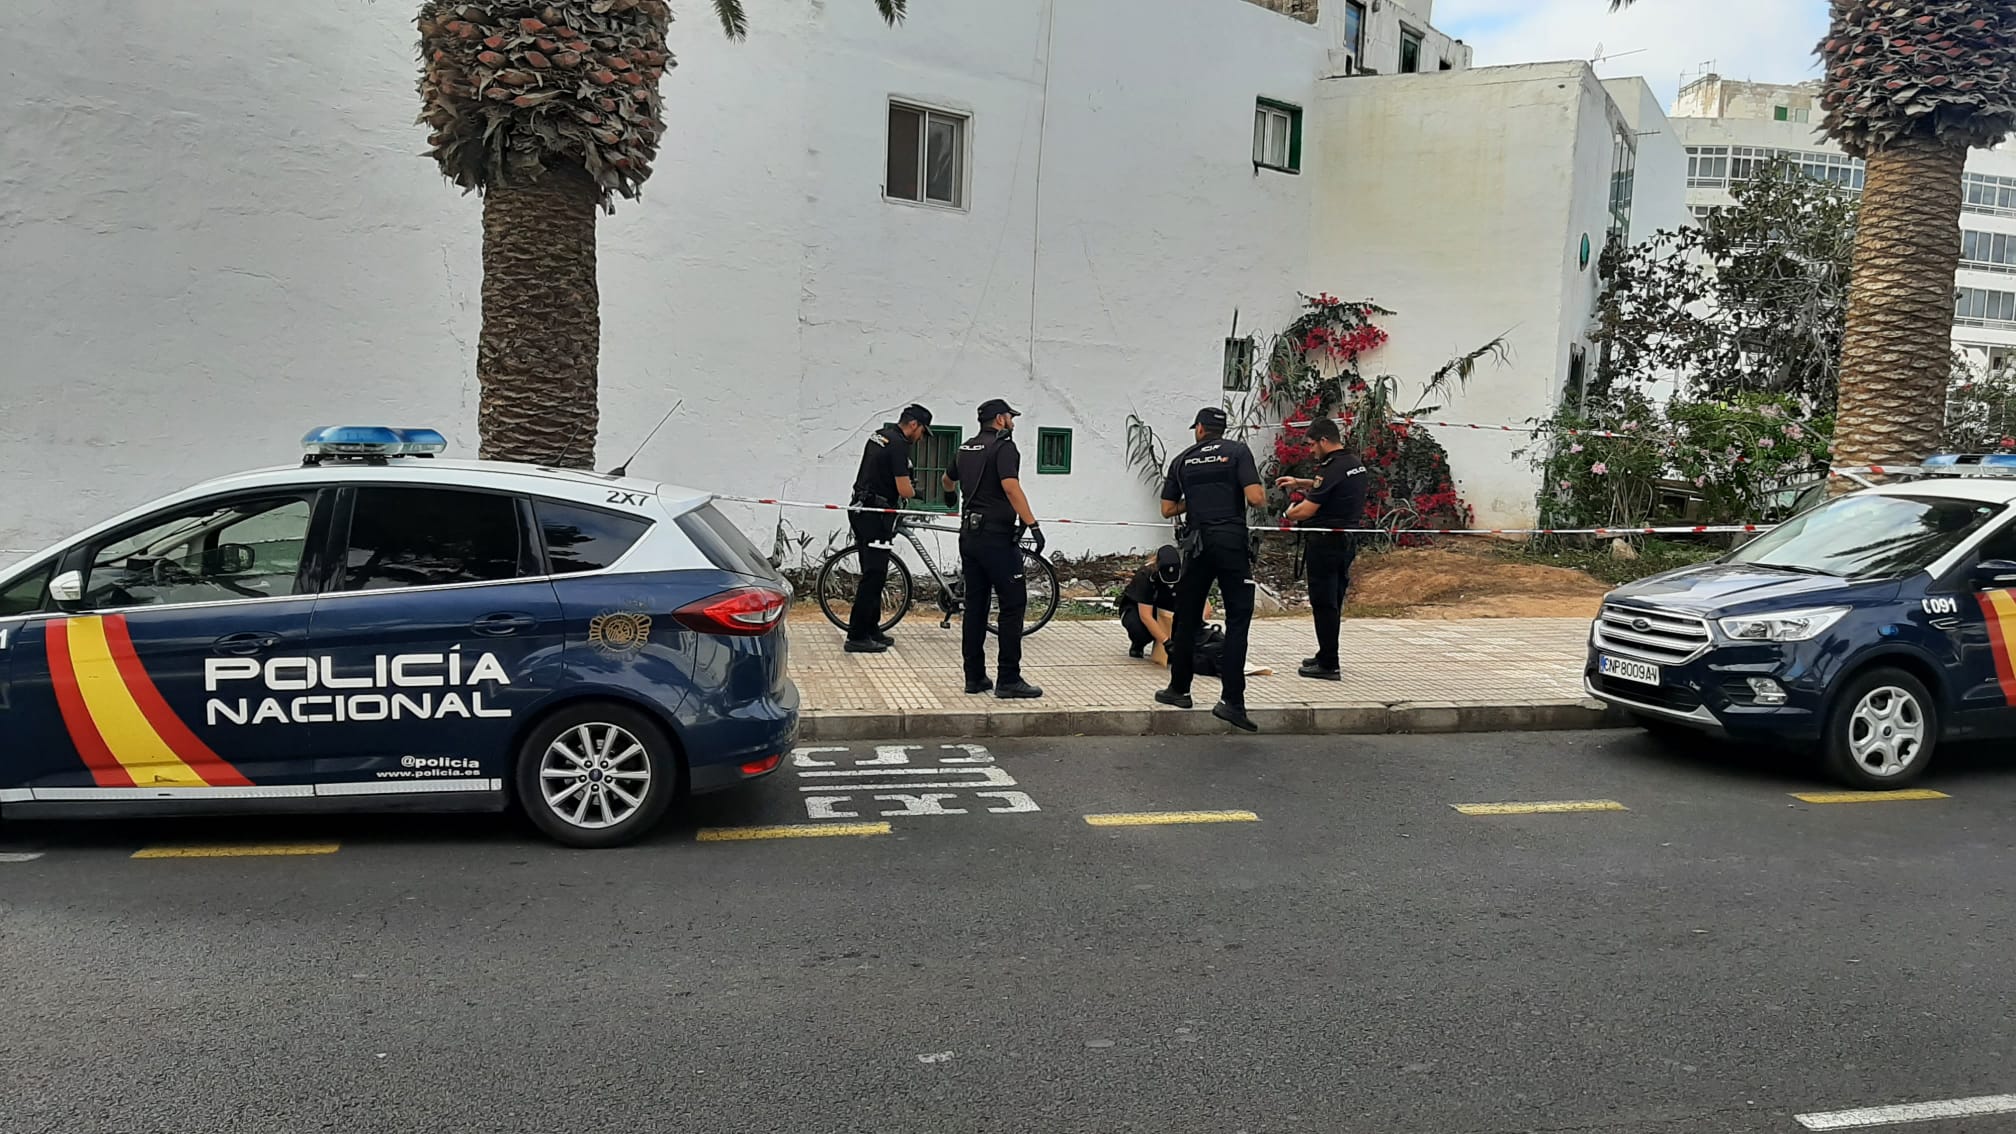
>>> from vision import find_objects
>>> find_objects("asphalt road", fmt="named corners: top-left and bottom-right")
top-left (5, 730), bottom-right (2016, 1134)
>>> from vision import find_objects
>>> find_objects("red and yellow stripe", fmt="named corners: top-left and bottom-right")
top-left (1980, 590), bottom-right (2016, 706)
top-left (46, 615), bottom-right (251, 788)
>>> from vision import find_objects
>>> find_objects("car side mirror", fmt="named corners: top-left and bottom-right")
top-left (1972, 559), bottom-right (2016, 591)
top-left (48, 569), bottom-right (83, 609)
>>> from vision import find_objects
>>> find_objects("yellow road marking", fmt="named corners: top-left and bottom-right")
top-left (132, 843), bottom-right (340, 859)
top-left (1792, 789), bottom-right (1949, 804)
top-left (1451, 800), bottom-right (1628, 816)
top-left (1083, 810), bottom-right (1260, 827)
top-left (696, 823), bottom-right (891, 842)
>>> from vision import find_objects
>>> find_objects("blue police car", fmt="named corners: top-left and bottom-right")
top-left (0, 428), bottom-right (797, 848)
top-left (1586, 455), bottom-right (2016, 789)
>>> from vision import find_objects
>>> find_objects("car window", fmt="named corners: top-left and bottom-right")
top-left (0, 561), bottom-right (52, 618)
top-left (1975, 519), bottom-right (2016, 563)
top-left (83, 494), bottom-right (316, 610)
top-left (342, 487), bottom-right (524, 592)
top-left (1727, 494), bottom-right (2003, 579)
top-left (536, 500), bottom-right (651, 575)
top-left (676, 504), bottom-right (782, 583)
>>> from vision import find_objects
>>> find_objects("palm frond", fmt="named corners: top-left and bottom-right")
top-left (1417, 334), bottom-right (1512, 408)
top-left (713, 0), bottom-right (748, 39)
top-left (1607, 0), bottom-right (1633, 9)
top-left (1126, 414), bottom-right (1169, 486)
top-left (875, 0), bottom-right (908, 25)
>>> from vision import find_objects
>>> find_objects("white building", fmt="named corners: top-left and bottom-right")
top-left (1668, 74), bottom-right (2016, 377)
top-left (0, 0), bottom-right (1679, 558)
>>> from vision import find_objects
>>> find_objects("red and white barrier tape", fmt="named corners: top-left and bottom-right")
top-left (715, 494), bottom-right (1769, 537)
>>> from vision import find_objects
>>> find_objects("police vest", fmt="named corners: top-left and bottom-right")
top-left (957, 431), bottom-right (1017, 533)
top-left (1173, 439), bottom-right (1251, 527)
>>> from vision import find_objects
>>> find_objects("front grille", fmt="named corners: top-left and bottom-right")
top-left (1594, 674), bottom-right (1702, 713)
top-left (1594, 604), bottom-right (1712, 665)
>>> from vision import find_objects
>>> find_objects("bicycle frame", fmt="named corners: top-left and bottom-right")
top-left (892, 515), bottom-right (966, 625)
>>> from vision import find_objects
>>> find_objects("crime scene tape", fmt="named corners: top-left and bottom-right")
top-left (713, 494), bottom-right (1770, 537)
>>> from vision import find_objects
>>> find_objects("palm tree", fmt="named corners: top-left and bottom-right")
top-left (418, 0), bottom-right (905, 467)
top-left (1613, 0), bottom-right (2015, 469)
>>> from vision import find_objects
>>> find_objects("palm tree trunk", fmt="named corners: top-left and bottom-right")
top-left (1832, 133), bottom-right (1967, 473)
top-left (478, 162), bottom-right (600, 469)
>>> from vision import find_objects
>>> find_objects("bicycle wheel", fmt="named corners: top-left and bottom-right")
top-left (817, 547), bottom-right (914, 635)
top-left (988, 549), bottom-right (1060, 637)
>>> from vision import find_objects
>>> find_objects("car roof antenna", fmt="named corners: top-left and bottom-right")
top-left (608, 399), bottom-right (684, 478)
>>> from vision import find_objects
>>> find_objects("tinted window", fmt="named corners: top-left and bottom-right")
top-left (676, 504), bottom-right (781, 582)
top-left (84, 494), bottom-right (316, 609)
top-left (0, 561), bottom-right (52, 617)
top-left (537, 500), bottom-right (650, 575)
top-left (342, 488), bottom-right (523, 592)
top-left (1727, 494), bottom-right (2003, 579)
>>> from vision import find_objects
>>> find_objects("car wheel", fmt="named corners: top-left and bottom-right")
top-left (515, 703), bottom-right (678, 848)
top-left (1822, 667), bottom-right (1937, 790)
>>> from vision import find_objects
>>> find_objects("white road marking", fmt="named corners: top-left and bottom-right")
top-left (804, 796), bottom-right (862, 819)
top-left (787, 744), bottom-right (1041, 821)
top-left (796, 765), bottom-right (1016, 787)
top-left (975, 790), bottom-right (1040, 814)
top-left (790, 746), bottom-right (849, 769)
top-left (1796, 1093), bottom-right (2016, 1130)
top-left (873, 793), bottom-right (968, 816)
top-left (938, 744), bottom-right (993, 764)
top-left (0, 851), bottom-right (45, 863)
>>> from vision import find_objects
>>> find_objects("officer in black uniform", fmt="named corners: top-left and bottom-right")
top-left (843, 404), bottom-right (933, 653)
top-left (1156, 407), bottom-right (1265, 732)
top-left (944, 398), bottom-right (1045, 699)
top-left (1279, 415), bottom-right (1369, 680)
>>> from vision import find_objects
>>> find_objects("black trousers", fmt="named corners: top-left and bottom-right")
top-left (960, 533), bottom-right (1026, 683)
top-left (1304, 534), bottom-right (1357, 670)
top-left (1121, 603), bottom-right (1156, 653)
top-left (1167, 525), bottom-right (1255, 706)
top-left (846, 510), bottom-right (896, 641)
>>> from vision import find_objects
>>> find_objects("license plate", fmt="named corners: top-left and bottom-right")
top-left (1599, 654), bottom-right (1660, 686)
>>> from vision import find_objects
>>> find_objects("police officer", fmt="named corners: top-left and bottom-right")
top-left (944, 398), bottom-right (1045, 699)
top-left (843, 404), bottom-right (933, 653)
top-left (1278, 415), bottom-right (1369, 681)
top-left (1156, 406), bottom-right (1265, 732)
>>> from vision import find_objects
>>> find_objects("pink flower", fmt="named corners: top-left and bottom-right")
top-left (1760, 405), bottom-right (1782, 419)
top-left (1570, 442), bottom-right (1585, 454)
top-left (1693, 475), bottom-right (1706, 487)
top-left (1591, 462), bottom-right (1609, 476)
top-left (1558, 480), bottom-right (1573, 491)
top-left (1787, 424), bottom-right (1804, 441)
top-left (1622, 421), bottom-right (1640, 432)
top-left (1758, 437), bottom-right (1776, 450)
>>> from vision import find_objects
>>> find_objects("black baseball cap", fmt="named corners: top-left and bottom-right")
top-left (1307, 416), bottom-right (1341, 443)
top-left (978, 398), bottom-right (1022, 422)
top-left (899, 403), bottom-right (934, 427)
top-left (1154, 544), bottom-right (1181, 583)
top-left (1193, 407), bottom-right (1229, 430)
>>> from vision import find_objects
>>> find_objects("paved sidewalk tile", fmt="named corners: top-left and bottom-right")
top-left (787, 615), bottom-right (1599, 734)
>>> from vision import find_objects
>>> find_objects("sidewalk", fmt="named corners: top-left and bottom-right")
top-left (790, 615), bottom-right (1615, 740)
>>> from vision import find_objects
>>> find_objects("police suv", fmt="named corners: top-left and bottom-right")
top-left (1587, 455), bottom-right (2016, 789)
top-left (0, 428), bottom-right (797, 848)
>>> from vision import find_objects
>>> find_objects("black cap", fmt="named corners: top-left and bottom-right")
top-left (1154, 544), bottom-right (1182, 583)
top-left (978, 398), bottom-right (1021, 423)
top-left (1193, 407), bottom-right (1229, 430)
top-left (1307, 416), bottom-right (1341, 444)
top-left (899, 403), bottom-right (933, 427)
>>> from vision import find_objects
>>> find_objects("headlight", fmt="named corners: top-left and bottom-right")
top-left (1717, 606), bottom-right (1848, 643)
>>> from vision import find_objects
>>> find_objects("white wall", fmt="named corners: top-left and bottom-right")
top-left (0, 0), bottom-right (1333, 558)
top-left (1602, 78), bottom-right (1690, 247)
top-left (1306, 63), bottom-right (1635, 527)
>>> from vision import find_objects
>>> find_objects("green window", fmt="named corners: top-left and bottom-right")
top-left (1773, 105), bottom-right (1789, 122)
top-left (1252, 99), bottom-right (1302, 174)
top-left (1036, 428), bottom-right (1073, 475)
top-left (908, 425), bottom-right (963, 511)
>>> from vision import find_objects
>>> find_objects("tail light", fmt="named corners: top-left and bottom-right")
top-left (673, 586), bottom-right (789, 636)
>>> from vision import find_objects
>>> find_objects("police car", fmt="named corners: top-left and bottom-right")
top-left (1586, 454), bottom-right (2016, 789)
top-left (0, 428), bottom-right (796, 848)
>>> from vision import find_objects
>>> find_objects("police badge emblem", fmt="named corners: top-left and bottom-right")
top-left (588, 608), bottom-right (653, 656)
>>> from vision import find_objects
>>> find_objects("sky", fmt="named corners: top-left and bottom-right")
top-left (1433, 0), bottom-right (1829, 108)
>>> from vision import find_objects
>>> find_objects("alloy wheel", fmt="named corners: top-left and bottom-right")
top-left (538, 722), bottom-right (652, 829)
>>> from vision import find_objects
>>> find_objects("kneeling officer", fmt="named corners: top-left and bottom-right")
top-left (1156, 406), bottom-right (1265, 732)
top-left (945, 398), bottom-right (1044, 699)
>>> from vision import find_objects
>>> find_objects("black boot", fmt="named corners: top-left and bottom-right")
top-left (1212, 701), bottom-right (1259, 733)
top-left (845, 638), bottom-right (889, 654)
top-left (965, 676), bottom-right (995, 695)
top-left (995, 680), bottom-right (1044, 700)
top-left (1154, 687), bottom-right (1193, 709)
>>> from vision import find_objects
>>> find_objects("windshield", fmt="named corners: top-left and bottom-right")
top-left (1727, 493), bottom-right (2002, 579)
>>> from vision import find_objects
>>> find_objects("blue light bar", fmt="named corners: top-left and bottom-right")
top-left (302, 426), bottom-right (448, 458)
top-left (1924, 452), bottom-right (2016, 470)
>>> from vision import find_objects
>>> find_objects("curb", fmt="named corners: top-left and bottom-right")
top-left (799, 698), bottom-right (1628, 742)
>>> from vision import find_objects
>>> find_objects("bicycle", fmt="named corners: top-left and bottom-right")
top-left (816, 513), bottom-right (1060, 637)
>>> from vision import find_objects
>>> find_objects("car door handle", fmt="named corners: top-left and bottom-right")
top-left (213, 632), bottom-right (283, 656)
top-left (472, 612), bottom-right (537, 637)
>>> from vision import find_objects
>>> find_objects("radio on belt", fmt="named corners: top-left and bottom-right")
top-left (301, 425), bottom-right (448, 464)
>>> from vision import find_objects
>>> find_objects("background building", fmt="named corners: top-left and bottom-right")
top-left (0, 0), bottom-right (1679, 559)
top-left (1668, 73), bottom-right (2016, 378)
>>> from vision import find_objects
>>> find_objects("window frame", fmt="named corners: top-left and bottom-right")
top-left (323, 484), bottom-right (540, 596)
top-left (904, 425), bottom-right (965, 513)
top-left (1342, 1), bottom-right (1366, 65)
top-left (0, 558), bottom-right (55, 621)
top-left (532, 496), bottom-right (655, 577)
top-left (65, 487), bottom-right (331, 615)
top-left (1035, 428), bottom-right (1073, 475)
top-left (1399, 27), bottom-right (1424, 73)
top-left (1252, 98), bottom-right (1302, 174)
top-left (885, 99), bottom-right (970, 212)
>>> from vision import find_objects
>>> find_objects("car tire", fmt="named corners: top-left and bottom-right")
top-left (515, 703), bottom-right (679, 849)
top-left (1822, 667), bottom-right (1938, 790)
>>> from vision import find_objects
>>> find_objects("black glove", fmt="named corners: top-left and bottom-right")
top-left (944, 490), bottom-right (958, 511)
top-left (1022, 522), bottom-right (1046, 554)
